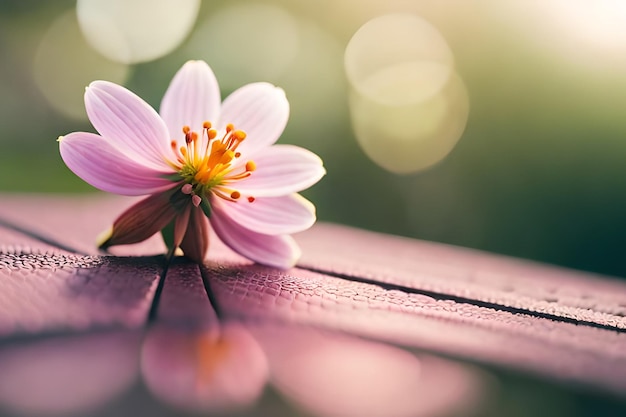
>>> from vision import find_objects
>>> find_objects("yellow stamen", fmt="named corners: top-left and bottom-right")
top-left (219, 150), bottom-right (235, 165)
top-left (170, 121), bottom-right (256, 205)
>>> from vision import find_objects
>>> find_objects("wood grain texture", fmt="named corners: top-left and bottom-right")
top-left (0, 245), bottom-right (158, 335)
top-left (298, 224), bottom-right (626, 329)
top-left (1, 194), bottom-right (626, 397)
top-left (203, 263), bottom-right (626, 395)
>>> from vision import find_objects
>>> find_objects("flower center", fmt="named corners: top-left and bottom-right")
top-left (169, 121), bottom-right (256, 208)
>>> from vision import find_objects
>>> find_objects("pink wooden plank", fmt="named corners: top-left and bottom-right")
top-left (0, 238), bottom-right (158, 335)
top-left (155, 260), bottom-right (218, 327)
top-left (0, 227), bottom-right (76, 256)
top-left (2, 194), bottom-right (626, 396)
top-left (3, 194), bottom-right (625, 330)
top-left (144, 265), bottom-right (489, 416)
top-left (0, 194), bottom-right (164, 256)
top-left (297, 224), bottom-right (626, 329)
top-left (203, 263), bottom-right (626, 396)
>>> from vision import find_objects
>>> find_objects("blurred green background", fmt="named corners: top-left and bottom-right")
top-left (2, 0), bottom-right (626, 279)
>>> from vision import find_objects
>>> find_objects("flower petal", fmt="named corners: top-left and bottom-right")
top-left (211, 194), bottom-right (315, 235)
top-left (99, 192), bottom-right (178, 248)
top-left (218, 83), bottom-right (289, 157)
top-left (180, 207), bottom-right (210, 264)
top-left (234, 145), bottom-right (326, 197)
top-left (210, 203), bottom-right (301, 269)
top-left (85, 80), bottom-right (173, 170)
top-left (160, 60), bottom-right (221, 139)
top-left (59, 132), bottom-right (177, 196)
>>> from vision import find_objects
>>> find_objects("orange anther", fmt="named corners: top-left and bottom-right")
top-left (203, 121), bottom-right (212, 129)
top-left (234, 130), bottom-right (246, 140)
top-left (182, 126), bottom-right (190, 134)
top-left (245, 161), bottom-right (256, 172)
top-left (230, 191), bottom-right (241, 199)
top-left (208, 129), bottom-right (217, 139)
top-left (226, 123), bottom-right (234, 132)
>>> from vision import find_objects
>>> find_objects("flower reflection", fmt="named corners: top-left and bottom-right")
top-left (0, 324), bottom-right (487, 416)
top-left (250, 325), bottom-right (486, 417)
top-left (141, 323), bottom-right (268, 413)
top-left (140, 322), bottom-right (488, 417)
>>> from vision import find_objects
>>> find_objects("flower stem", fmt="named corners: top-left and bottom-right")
top-left (165, 245), bottom-right (177, 263)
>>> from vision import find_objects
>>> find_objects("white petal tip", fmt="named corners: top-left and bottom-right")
top-left (87, 80), bottom-right (111, 90)
top-left (56, 136), bottom-right (64, 143)
top-left (96, 226), bottom-right (113, 248)
top-left (183, 60), bottom-right (208, 69)
top-left (284, 247), bottom-right (302, 269)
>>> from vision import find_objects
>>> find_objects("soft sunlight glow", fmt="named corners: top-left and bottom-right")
top-left (497, 0), bottom-right (626, 70)
top-left (186, 3), bottom-right (299, 91)
top-left (537, 0), bottom-right (626, 51)
top-left (345, 14), bottom-right (468, 174)
top-left (76, 0), bottom-right (200, 64)
top-left (33, 10), bottom-right (129, 120)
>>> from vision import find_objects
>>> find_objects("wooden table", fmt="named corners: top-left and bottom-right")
top-left (1, 194), bottom-right (625, 417)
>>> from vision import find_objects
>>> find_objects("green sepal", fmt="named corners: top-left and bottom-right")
top-left (161, 173), bottom-right (182, 181)
top-left (200, 197), bottom-right (212, 218)
top-left (161, 220), bottom-right (176, 252)
top-left (168, 186), bottom-right (189, 211)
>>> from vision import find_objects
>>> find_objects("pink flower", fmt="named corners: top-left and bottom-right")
top-left (58, 60), bottom-right (325, 268)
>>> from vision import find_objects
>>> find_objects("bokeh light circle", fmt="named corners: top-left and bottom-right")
top-left (345, 13), bottom-right (469, 174)
top-left (345, 13), bottom-right (454, 99)
top-left (77, 0), bottom-right (200, 64)
top-left (348, 62), bottom-right (469, 174)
